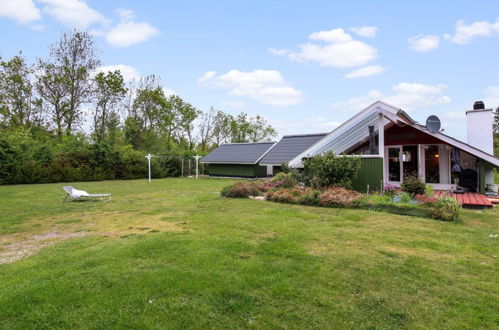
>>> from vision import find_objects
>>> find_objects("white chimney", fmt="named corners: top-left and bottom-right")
top-left (466, 101), bottom-right (494, 155)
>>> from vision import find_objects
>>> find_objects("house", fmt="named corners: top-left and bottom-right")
top-left (201, 141), bottom-right (275, 177)
top-left (287, 100), bottom-right (498, 193)
top-left (259, 133), bottom-right (328, 175)
top-left (202, 100), bottom-right (499, 193)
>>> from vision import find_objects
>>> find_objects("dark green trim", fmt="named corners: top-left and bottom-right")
top-left (208, 164), bottom-right (267, 177)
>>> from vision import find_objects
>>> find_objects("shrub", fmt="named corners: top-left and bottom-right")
top-left (318, 186), bottom-right (362, 207)
top-left (399, 192), bottom-right (412, 204)
top-left (297, 187), bottom-right (320, 206)
top-left (266, 188), bottom-right (299, 204)
top-left (400, 176), bottom-right (426, 196)
top-left (430, 197), bottom-right (461, 221)
top-left (220, 182), bottom-right (262, 198)
top-left (258, 180), bottom-right (285, 192)
top-left (303, 151), bottom-right (360, 189)
top-left (415, 194), bottom-right (438, 206)
top-left (266, 187), bottom-right (319, 205)
top-left (271, 172), bottom-right (298, 188)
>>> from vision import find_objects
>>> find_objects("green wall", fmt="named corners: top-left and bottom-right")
top-left (351, 157), bottom-right (384, 193)
top-left (207, 164), bottom-right (267, 177)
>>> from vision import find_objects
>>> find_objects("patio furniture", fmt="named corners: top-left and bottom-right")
top-left (63, 186), bottom-right (112, 202)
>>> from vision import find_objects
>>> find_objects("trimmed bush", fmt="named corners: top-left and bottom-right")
top-left (400, 176), bottom-right (426, 196)
top-left (221, 182), bottom-right (262, 198)
top-left (266, 188), bottom-right (299, 204)
top-left (318, 186), bottom-right (362, 207)
top-left (266, 187), bottom-right (320, 205)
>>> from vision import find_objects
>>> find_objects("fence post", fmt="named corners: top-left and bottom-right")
top-left (181, 158), bottom-right (184, 177)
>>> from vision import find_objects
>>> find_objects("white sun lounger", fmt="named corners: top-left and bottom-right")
top-left (63, 186), bottom-right (112, 202)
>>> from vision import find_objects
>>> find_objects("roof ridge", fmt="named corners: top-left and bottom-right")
top-left (221, 141), bottom-right (276, 146)
top-left (282, 132), bottom-right (328, 138)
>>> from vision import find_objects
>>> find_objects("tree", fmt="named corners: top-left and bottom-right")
top-left (212, 110), bottom-right (233, 145)
top-left (92, 70), bottom-right (127, 142)
top-left (170, 95), bottom-right (200, 150)
top-left (38, 29), bottom-right (100, 136)
top-left (130, 75), bottom-right (167, 133)
top-left (35, 61), bottom-right (69, 137)
top-left (247, 114), bottom-right (277, 142)
top-left (0, 54), bottom-right (42, 128)
top-left (197, 107), bottom-right (216, 152)
top-left (229, 112), bottom-right (277, 143)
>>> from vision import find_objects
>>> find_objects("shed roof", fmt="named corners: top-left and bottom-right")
top-left (201, 142), bottom-right (276, 164)
top-left (259, 133), bottom-right (328, 165)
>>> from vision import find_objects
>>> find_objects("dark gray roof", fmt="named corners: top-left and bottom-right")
top-left (259, 133), bottom-right (327, 165)
top-left (201, 142), bottom-right (276, 164)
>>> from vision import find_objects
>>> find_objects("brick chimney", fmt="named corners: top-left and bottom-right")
top-left (466, 101), bottom-right (494, 154)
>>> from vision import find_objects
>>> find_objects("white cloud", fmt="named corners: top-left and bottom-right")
top-left (273, 28), bottom-right (377, 68)
top-left (268, 48), bottom-right (291, 56)
top-left (95, 64), bottom-right (141, 83)
top-left (392, 82), bottom-right (447, 94)
top-left (483, 86), bottom-right (499, 109)
top-left (105, 9), bottom-right (159, 47)
top-left (331, 83), bottom-right (451, 112)
top-left (309, 28), bottom-right (353, 43)
top-left (220, 101), bottom-right (246, 109)
top-left (197, 71), bottom-right (216, 82)
top-left (198, 69), bottom-right (304, 107)
top-left (39, 0), bottom-right (109, 28)
top-left (408, 34), bottom-right (439, 52)
top-left (444, 19), bottom-right (499, 44)
top-left (350, 26), bottom-right (378, 38)
top-left (0, 0), bottom-right (41, 24)
top-left (345, 65), bottom-right (385, 79)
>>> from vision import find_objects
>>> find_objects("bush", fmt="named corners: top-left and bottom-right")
top-left (430, 197), bottom-right (461, 221)
top-left (297, 188), bottom-right (320, 206)
top-left (303, 151), bottom-right (360, 189)
top-left (271, 172), bottom-right (298, 188)
top-left (257, 180), bottom-right (285, 192)
top-left (266, 187), bottom-right (320, 205)
top-left (266, 188), bottom-right (299, 204)
top-left (400, 176), bottom-right (426, 196)
top-left (221, 182), bottom-right (262, 198)
top-left (318, 186), bottom-right (362, 207)
top-left (399, 192), bottom-right (412, 204)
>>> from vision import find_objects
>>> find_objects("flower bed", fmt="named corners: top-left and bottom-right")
top-left (220, 179), bottom-right (460, 221)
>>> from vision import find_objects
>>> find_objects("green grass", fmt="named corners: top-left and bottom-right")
top-left (0, 178), bottom-right (498, 329)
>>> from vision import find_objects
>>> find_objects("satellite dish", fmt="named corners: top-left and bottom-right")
top-left (426, 115), bottom-right (441, 133)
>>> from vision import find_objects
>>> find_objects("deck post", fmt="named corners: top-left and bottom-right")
top-left (378, 112), bottom-right (385, 185)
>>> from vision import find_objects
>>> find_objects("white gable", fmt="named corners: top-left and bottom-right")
top-left (288, 101), bottom-right (408, 167)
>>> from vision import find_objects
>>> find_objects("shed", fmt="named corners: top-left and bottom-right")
top-left (201, 142), bottom-right (276, 177)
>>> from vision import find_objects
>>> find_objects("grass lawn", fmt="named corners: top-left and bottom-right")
top-left (0, 178), bottom-right (498, 329)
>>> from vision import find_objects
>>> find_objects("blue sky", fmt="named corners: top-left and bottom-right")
top-left (1, 0), bottom-right (499, 140)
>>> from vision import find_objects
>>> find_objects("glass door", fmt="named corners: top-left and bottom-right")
top-left (424, 145), bottom-right (440, 183)
top-left (402, 145), bottom-right (418, 179)
top-left (388, 147), bottom-right (401, 182)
